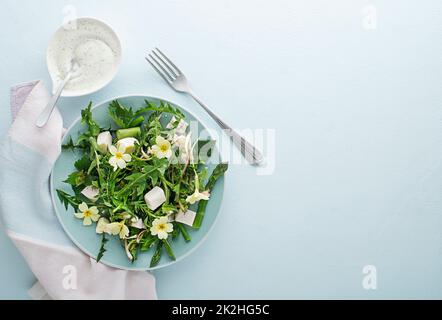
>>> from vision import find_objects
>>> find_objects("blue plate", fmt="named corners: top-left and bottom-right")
top-left (50, 95), bottom-right (225, 270)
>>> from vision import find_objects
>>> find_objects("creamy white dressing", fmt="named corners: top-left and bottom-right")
top-left (53, 38), bottom-right (117, 91)
top-left (47, 18), bottom-right (121, 95)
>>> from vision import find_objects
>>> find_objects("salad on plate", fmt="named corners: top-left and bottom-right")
top-left (57, 100), bottom-right (227, 267)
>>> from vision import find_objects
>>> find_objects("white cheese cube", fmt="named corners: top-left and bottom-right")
top-left (81, 186), bottom-right (99, 202)
top-left (144, 186), bottom-right (166, 211)
top-left (175, 210), bottom-right (197, 227)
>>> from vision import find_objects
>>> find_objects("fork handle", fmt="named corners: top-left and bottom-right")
top-left (188, 92), bottom-right (264, 165)
top-left (36, 73), bottom-right (72, 128)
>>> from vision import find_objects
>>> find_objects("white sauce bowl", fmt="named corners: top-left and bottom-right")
top-left (47, 17), bottom-right (122, 97)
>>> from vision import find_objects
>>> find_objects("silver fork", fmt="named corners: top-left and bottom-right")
top-left (145, 48), bottom-right (264, 165)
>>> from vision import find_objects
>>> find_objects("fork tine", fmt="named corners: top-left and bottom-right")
top-left (145, 56), bottom-right (173, 84)
top-left (152, 50), bottom-right (178, 78)
top-left (154, 47), bottom-right (182, 75)
top-left (149, 53), bottom-right (177, 81)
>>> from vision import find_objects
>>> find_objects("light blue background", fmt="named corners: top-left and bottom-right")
top-left (0, 0), bottom-right (441, 299)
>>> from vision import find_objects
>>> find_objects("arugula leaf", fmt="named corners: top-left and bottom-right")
top-left (147, 158), bottom-right (169, 186)
top-left (64, 171), bottom-right (86, 187)
top-left (151, 158), bottom-right (169, 175)
top-left (123, 172), bottom-right (148, 195)
top-left (74, 155), bottom-right (91, 171)
top-left (108, 100), bottom-right (129, 128)
top-left (141, 236), bottom-right (157, 251)
top-left (56, 189), bottom-right (79, 210)
top-left (117, 158), bottom-right (169, 196)
top-left (96, 234), bottom-right (108, 262)
top-left (62, 136), bottom-right (83, 150)
top-left (109, 100), bottom-right (145, 129)
top-left (81, 102), bottom-right (100, 137)
top-left (87, 159), bottom-right (97, 175)
top-left (136, 184), bottom-right (146, 196)
top-left (162, 204), bottom-right (177, 214)
top-left (125, 172), bottom-right (146, 181)
top-left (143, 100), bottom-right (185, 119)
top-left (150, 171), bottom-right (160, 186)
